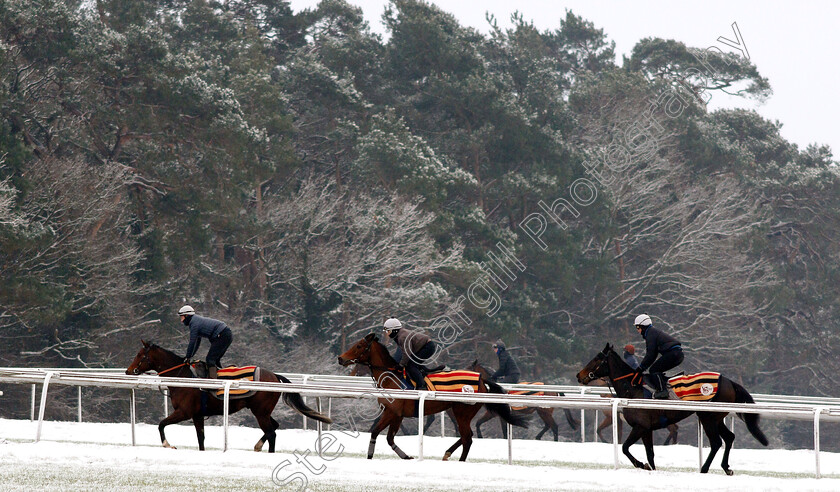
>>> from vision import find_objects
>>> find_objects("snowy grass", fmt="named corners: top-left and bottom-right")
top-left (2, 418), bottom-right (840, 491)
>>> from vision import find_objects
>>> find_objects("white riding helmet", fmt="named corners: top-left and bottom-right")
top-left (634, 314), bottom-right (652, 327)
top-left (383, 318), bottom-right (402, 332)
top-left (178, 305), bottom-right (196, 316)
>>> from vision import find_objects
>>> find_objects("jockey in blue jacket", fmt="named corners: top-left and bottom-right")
top-left (633, 314), bottom-right (683, 399)
top-left (180, 305), bottom-right (233, 379)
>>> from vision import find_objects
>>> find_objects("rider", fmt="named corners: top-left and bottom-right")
top-left (633, 314), bottom-right (683, 399)
top-left (383, 318), bottom-right (436, 391)
top-left (623, 344), bottom-right (640, 370)
top-left (491, 339), bottom-right (521, 384)
top-left (180, 305), bottom-right (233, 379)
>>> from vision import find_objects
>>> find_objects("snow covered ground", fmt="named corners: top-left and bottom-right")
top-left (1, 418), bottom-right (839, 491)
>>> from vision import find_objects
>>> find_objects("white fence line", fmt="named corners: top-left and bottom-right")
top-left (2, 367), bottom-right (840, 477)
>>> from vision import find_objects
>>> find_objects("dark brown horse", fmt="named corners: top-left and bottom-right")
top-left (577, 344), bottom-right (768, 474)
top-left (337, 333), bottom-right (528, 461)
top-left (127, 340), bottom-right (331, 452)
top-left (467, 360), bottom-right (579, 441)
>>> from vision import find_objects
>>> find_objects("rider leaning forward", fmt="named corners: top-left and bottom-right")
top-left (633, 314), bottom-right (683, 399)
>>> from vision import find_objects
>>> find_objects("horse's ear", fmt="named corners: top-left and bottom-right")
top-left (142, 339), bottom-right (149, 347)
top-left (364, 333), bottom-right (376, 342)
top-left (603, 343), bottom-right (612, 353)
top-left (472, 359), bottom-right (478, 366)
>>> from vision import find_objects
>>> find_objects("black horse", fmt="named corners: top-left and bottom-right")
top-left (577, 343), bottom-right (768, 474)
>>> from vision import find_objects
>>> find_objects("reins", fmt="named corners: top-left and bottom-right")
top-left (157, 362), bottom-right (188, 376)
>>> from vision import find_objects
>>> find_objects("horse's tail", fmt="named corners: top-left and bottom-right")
top-left (275, 373), bottom-right (333, 424)
top-left (484, 380), bottom-right (529, 429)
top-left (732, 380), bottom-right (768, 446)
top-left (554, 392), bottom-right (580, 430)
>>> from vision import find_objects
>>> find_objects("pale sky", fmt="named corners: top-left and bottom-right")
top-left (289, 0), bottom-right (840, 159)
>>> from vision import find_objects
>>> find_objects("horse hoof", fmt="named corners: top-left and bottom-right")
top-left (404, 456), bottom-right (414, 460)
top-left (643, 464), bottom-right (651, 471)
top-left (725, 469), bottom-right (734, 476)
top-left (442, 452), bottom-right (451, 461)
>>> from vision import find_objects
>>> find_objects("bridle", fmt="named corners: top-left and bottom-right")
top-left (584, 351), bottom-right (610, 383)
top-left (131, 347), bottom-right (187, 376)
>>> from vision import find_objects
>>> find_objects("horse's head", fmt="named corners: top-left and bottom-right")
top-left (337, 333), bottom-right (378, 367)
top-left (576, 343), bottom-right (614, 385)
top-left (126, 340), bottom-right (156, 375)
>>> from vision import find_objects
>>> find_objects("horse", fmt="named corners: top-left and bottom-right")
top-left (587, 377), bottom-right (678, 445)
top-left (337, 333), bottom-right (528, 461)
top-left (126, 340), bottom-right (332, 452)
top-left (467, 360), bottom-right (579, 441)
top-left (576, 343), bottom-right (768, 474)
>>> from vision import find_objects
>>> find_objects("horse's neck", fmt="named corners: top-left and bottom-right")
top-left (154, 347), bottom-right (192, 377)
top-left (368, 343), bottom-right (401, 388)
top-left (608, 353), bottom-right (639, 398)
top-left (475, 364), bottom-right (490, 379)
top-left (371, 342), bottom-right (398, 368)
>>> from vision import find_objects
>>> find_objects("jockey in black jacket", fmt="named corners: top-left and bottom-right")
top-left (180, 305), bottom-right (233, 379)
top-left (634, 314), bottom-right (683, 399)
top-left (491, 340), bottom-right (521, 384)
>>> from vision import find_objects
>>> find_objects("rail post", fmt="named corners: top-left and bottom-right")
top-left (30, 384), bottom-right (36, 421)
top-left (579, 387), bottom-right (587, 443)
top-left (316, 397), bottom-right (323, 455)
top-left (611, 398), bottom-right (620, 469)
top-left (77, 386), bottom-right (82, 423)
top-left (302, 375), bottom-right (309, 430)
top-left (417, 391), bottom-right (428, 461)
top-left (814, 407), bottom-right (823, 478)
top-left (35, 372), bottom-right (54, 442)
top-left (507, 422), bottom-right (513, 465)
top-left (130, 389), bottom-right (136, 446)
top-left (222, 380), bottom-right (232, 452)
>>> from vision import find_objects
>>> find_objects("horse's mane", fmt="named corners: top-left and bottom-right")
top-left (606, 344), bottom-right (634, 372)
top-left (145, 342), bottom-right (181, 360)
top-left (371, 337), bottom-right (399, 367)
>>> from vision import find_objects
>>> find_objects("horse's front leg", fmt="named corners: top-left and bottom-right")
top-left (193, 417), bottom-right (206, 451)
top-left (622, 426), bottom-right (651, 470)
top-left (386, 417), bottom-right (412, 459)
top-left (366, 412), bottom-right (392, 459)
top-left (641, 428), bottom-right (655, 470)
top-left (158, 408), bottom-right (192, 449)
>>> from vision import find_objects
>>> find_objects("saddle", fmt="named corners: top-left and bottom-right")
top-left (190, 361), bottom-right (260, 400)
top-left (638, 371), bottom-right (721, 401)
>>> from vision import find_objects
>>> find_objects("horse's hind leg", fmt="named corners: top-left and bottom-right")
top-left (699, 414), bottom-right (725, 473)
top-left (474, 410), bottom-right (494, 438)
top-left (255, 417), bottom-right (281, 452)
top-left (254, 413), bottom-right (278, 453)
top-left (663, 423), bottom-right (678, 445)
top-left (597, 412), bottom-right (611, 443)
top-left (717, 420), bottom-right (736, 475)
top-left (454, 409), bottom-right (475, 461)
top-left (192, 417), bottom-right (206, 451)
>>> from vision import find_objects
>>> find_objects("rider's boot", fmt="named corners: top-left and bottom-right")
top-left (652, 373), bottom-right (669, 399)
top-left (208, 366), bottom-right (218, 379)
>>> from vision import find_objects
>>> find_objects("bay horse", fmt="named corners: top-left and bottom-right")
top-left (126, 340), bottom-right (332, 452)
top-left (337, 333), bottom-right (528, 461)
top-left (467, 360), bottom-right (579, 441)
top-left (577, 344), bottom-right (768, 474)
